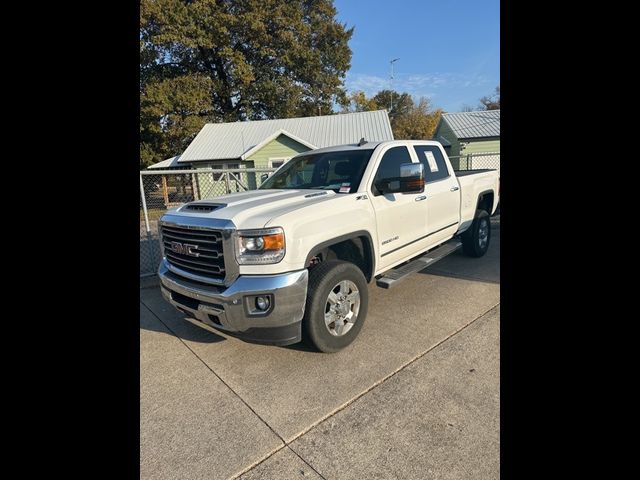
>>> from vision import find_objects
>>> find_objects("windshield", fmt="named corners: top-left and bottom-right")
top-left (259, 149), bottom-right (374, 193)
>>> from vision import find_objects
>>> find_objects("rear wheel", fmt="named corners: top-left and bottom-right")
top-left (302, 260), bottom-right (368, 353)
top-left (462, 209), bottom-right (491, 257)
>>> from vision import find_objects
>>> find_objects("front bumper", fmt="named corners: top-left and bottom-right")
top-left (158, 259), bottom-right (308, 346)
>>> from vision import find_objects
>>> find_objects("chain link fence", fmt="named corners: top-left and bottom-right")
top-left (140, 167), bottom-right (277, 277)
top-left (451, 152), bottom-right (500, 171)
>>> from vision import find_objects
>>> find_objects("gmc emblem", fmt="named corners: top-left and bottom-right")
top-left (170, 241), bottom-right (200, 257)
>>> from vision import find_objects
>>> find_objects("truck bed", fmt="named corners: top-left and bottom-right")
top-left (454, 169), bottom-right (496, 177)
top-left (455, 168), bottom-right (500, 231)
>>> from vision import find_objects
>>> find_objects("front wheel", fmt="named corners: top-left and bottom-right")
top-left (302, 260), bottom-right (369, 353)
top-left (461, 209), bottom-right (491, 257)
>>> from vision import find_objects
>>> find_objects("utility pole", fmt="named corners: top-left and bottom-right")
top-left (390, 58), bottom-right (399, 112)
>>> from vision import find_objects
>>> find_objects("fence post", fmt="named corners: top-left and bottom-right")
top-left (140, 173), bottom-right (156, 271)
top-left (224, 171), bottom-right (231, 194)
top-left (192, 171), bottom-right (200, 200)
top-left (161, 175), bottom-right (169, 207)
top-left (140, 173), bottom-right (151, 233)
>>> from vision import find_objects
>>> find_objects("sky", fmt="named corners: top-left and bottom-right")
top-left (333, 0), bottom-right (500, 112)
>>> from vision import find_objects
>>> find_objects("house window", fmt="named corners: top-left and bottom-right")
top-left (208, 162), bottom-right (240, 181)
top-left (269, 157), bottom-right (290, 169)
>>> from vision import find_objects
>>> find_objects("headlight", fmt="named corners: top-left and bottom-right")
top-left (235, 227), bottom-right (285, 264)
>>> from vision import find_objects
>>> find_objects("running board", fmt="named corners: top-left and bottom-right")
top-left (376, 240), bottom-right (462, 289)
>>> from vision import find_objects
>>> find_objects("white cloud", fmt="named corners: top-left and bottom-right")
top-left (345, 72), bottom-right (491, 101)
top-left (344, 74), bottom-right (389, 94)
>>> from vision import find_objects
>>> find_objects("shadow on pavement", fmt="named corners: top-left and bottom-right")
top-left (141, 293), bottom-right (318, 351)
top-left (277, 340), bottom-right (318, 353)
top-left (418, 223), bottom-right (500, 285)
top-left (140, 302), bottom-right (228, 344)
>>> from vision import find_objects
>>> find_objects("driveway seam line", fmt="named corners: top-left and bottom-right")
top-left (229, 444), bottom-right (288, 479)
top-left (140, 302), bottom-right (289, 450)
top-left (234, 302), bottom-right (499, 478)
top-left (286, 445), bottom-right (328, 480)
top-left (283, 302), bottom-right (500, 444)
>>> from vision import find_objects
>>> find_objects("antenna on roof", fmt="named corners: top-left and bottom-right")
top-left (358, 137), bottom-right (366, 146)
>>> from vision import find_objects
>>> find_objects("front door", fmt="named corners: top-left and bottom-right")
top-left (413, 144), bottom-right (461, 247)
top-left (368, 145), bottom-right (428, 272)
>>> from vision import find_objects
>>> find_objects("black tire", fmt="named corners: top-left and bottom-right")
top-left (461, 209), bottom-right (491, 257)
top-left (302, 260), bottom-right (369, 353)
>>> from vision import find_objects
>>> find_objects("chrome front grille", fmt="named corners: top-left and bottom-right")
top-left (161, 224), bottom-right (226, 281)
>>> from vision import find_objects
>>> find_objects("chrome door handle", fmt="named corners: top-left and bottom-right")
top-left (450, 186), bottom-right (459, 192)
top-left (415, 195), bottom-right (427, 201)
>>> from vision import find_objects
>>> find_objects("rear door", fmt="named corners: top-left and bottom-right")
top-left (413, 144), bottom-right (461, 246)
top-left (368, 144), bottom-right (428, 271)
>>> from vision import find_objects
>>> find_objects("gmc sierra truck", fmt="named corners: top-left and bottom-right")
top-left (158, 140), bottom-right (499, 352)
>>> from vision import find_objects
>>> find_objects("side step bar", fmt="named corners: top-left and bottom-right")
top-left (376, 239), bottom-right (462, 289)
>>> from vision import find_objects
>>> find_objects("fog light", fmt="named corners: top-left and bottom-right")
top-left (255, 296), bottom-right (270, 311)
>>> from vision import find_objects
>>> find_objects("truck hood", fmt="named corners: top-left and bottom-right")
top-left (171, 189), bottom-right (340, 229)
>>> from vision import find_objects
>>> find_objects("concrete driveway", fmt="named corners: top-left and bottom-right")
top-left (140, 225), bottom-right (500, 479)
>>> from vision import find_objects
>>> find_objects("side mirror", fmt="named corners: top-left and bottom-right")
top-left (375, 163), bottom-right (425, 195)
top-left (260, 173), bottom-right (269, 182)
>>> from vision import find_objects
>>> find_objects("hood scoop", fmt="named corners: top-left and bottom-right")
top-left (180, 203), bottom-right (225, 213)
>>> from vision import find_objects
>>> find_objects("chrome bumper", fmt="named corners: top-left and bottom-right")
top-left (158, 259), bottom-right (308, 345)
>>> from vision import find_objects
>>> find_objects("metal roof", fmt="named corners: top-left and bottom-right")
top-left (147, 155), bottom-right (182, 169)
top-left (440, 110), bottom-right (500, 139)
top-left (296, 141), bottom-right (383, 156)
top-left (178, 110), bottom-right (394, 162)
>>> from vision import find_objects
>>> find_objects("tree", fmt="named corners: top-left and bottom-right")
top-left (479, 85), bottom-right (500, 110)
top-left (140, 0), bottom-right (354, 168)
top-left (392, 97), bottom-right (443, 140)
top-left (372, 90), bottom-right (413, 120)
top-left (342, 90), bottom-right (379, 112)
top-left (340, 89), bottom-right (441, 140)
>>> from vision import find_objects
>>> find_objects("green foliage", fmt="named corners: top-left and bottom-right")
top-left (140, 0), bottom-right (354, 168)
top-left (392, 97), bottom-right (442, 140)
top-left (341, 89), bottom-right (442, 140)
top-left (372, 90), bottom-right (413, 120)
top-left (342, 90), bottom-right (378, 112)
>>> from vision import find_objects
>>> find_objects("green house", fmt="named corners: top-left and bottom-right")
top-left (433, 110), bottom-right (500, 169)
top-left (175, 110), bottom-right (394, 197)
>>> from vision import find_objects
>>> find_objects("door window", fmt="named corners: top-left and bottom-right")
top-left (414, 145), bottom-right (450, 183)
top-left (372, 146), bottom-right (413, 196)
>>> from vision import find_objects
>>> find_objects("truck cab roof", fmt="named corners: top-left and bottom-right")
top-left (296, 139), bottom-right (445, 157)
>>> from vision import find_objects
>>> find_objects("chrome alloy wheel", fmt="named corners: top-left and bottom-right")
top-left (478, 218), bottom-right (489, 249)
top-left (324, 280), bottom-right (361, 337)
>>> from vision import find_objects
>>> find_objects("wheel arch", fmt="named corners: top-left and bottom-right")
top-left (476, 189), bottom-right (495, 215)
top-left (304, 231), bottom-right (376, 282)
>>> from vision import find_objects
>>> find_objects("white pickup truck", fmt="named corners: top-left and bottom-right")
top-left (158, 140), bottom-right (499, 352)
